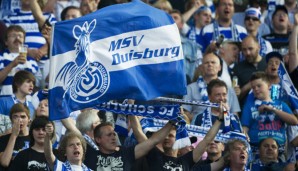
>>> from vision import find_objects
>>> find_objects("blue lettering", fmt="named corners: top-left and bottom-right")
top-left (121, 36), bottom-right (133, 48)
top-left (109, 39), bottom-right (122, 52)
top-left (112, 53), bottom-right (120, 65)
top-left (171, 46), bottom-right (180, 58)
top-left (111, 45), bottom-right (181, 65)
top-left (143, 48), bottom-right (153, 58)
top-left (133, 35), bottom-right (144, 46)
top-left (109, 35), bottom-right (144, 51)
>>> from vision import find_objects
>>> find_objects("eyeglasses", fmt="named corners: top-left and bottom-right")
top-left (245, 17), bottom-right (259, 21)
top-left (8, 34), bottom-right (24, 39)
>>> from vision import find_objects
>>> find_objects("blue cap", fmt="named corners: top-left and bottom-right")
top-left (195, 6), bottom-right (211, 14)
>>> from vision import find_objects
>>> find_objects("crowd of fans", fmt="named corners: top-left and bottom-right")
top-left (1, 0), bottom-right (298, 170)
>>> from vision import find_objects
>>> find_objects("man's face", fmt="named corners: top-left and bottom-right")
top-left (272, 11), bottom-right (289, 32)
top-left (217, 0), bottom-right (234, 22)
top-left (242, 37), bottom-right (260, 63)
top-left (65, 137), bottom-right (84, 164)
top-left (229, 142), bottom-right (248, 166)
top-left (259, 138), bottom-right (279, 162)
top-left (95, 125), bottom-right (118, 154)
top-left (195, 10), bottom-right (212, 28)
top-left (171, 13), bottom-right (183, 30)
top-left (244, 16), bottom-right (261, 33)
top-left (207, 141), bottom-right (225, 155)
top-left (18, 79), bottom-right (34, 96)
top-left (162, 129), bottom-right (176, 150)
top-left (266, 57), bottom-right (281, 77)
top-left (5, 30), bottom-right (25, 53)
top-left (208, 86), bottom-right (227, 104)
top-left (202, 54), bottom-right (221, 77)
top-left (250, 78), bottom-right (270, 100)
top-left (11, 112), bottom-right (29, 133)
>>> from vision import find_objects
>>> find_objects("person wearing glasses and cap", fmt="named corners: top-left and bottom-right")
top-left (244, 7), bottom-right (273, 58)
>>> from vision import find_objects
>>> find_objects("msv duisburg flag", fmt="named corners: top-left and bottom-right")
top-left (48, 0), bottom-right (186, 120)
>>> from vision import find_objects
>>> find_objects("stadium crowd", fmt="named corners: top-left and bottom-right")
top-left (1, 0), bottom-right (298, 170)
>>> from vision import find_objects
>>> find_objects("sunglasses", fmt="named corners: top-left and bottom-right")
top-left (245, 17), bottom-right (259, 21)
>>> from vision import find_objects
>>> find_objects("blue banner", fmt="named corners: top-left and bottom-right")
top-left (279, 63), bottom-right (298, 113)
top-left (48, 0), bottom-right (186, 120)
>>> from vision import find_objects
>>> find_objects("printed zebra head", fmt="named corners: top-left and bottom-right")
top-left (72, 19), bottom-right (96, 65)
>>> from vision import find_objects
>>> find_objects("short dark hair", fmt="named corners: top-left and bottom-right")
top-left (249, 71), bottom-right (270, 85)
top-left (60, 6), bottom-right (81, 21)
top-left (12, 70), bottom-right (35, 93)
top-left (29, 116), bottom-right (54, 146)
top-left (258, 137), bottom-right (279, 149)
top-left (214, 0), bottom-right (234, 8)
top-left (9, 103), bottom-right (30, 120)
top-left (207, 79), bottom-right (227, 95)
top-left (5, 25), bottom-right (26, 41)
top-left (94, 122), bottom-right (113, 138)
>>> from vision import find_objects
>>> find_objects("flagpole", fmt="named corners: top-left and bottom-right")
top-left (153, 97), bottom-right (219, 108)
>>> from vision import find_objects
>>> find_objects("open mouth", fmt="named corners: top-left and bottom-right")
top-left (73, 151), bottom-right (80, 156)
top-left (240, 154), bottom-right (246, 160)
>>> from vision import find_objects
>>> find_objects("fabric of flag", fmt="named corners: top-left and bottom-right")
top-left (48, 0), bottom-right (186, 120)
top-left (279, 63), bottom-right (298, 113)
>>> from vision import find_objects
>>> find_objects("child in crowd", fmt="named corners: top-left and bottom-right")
top-left (0, 103), bottom-right (31, 169)
top-left (241, 72), bottom-right (298, 158)
top-left (9, 116), bottom-right (55, 171)
top-left (0, 70), bottom-right (35, 118)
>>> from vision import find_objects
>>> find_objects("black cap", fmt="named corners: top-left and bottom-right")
top-left (265, 51), bottom-right (283, 63)
top-left (272, 5), bottom-right (288, 18)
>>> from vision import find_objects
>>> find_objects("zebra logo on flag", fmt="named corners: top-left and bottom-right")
top-left (55, 19), bottom-right (110, 103)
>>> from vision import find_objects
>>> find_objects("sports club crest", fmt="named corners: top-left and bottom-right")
top-left (55, 19), bottom-right (110, 103)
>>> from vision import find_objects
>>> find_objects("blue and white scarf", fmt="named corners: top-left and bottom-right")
top-left (258, 34), bottom-right (268, 57)
top-left (63, 160), bottom-right (91, 171)
top-left (201, 107), bottom-right (241, 133)
top-left (196, 76), bottom-right (208, 101)
top-left (156, 97), bottom-right (232, 134)
top-left (95, 101), bottom-right (190, 149)
top-left (140, 118), bottom-right (247, 144)
top-left (212, 20), bottom-right (241, 42)
top-left (83, 134), bottom-right (98, 151)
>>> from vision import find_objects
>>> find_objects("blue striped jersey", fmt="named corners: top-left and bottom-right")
top-left (3, 9), bottom-right (56, 61)
top-left (0, 50), bottom-right (38, 95)
top-left (198, 22), bottom-right (247, 53)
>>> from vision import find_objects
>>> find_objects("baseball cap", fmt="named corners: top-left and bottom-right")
top-left (195, 6), bottom-right (211, 14)
top-left (272, 5), bottom-right (288, 18)
top-left (245, 7), bottom-right (261, 20)
top-left (265, 51), bottom-right (283, 63)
